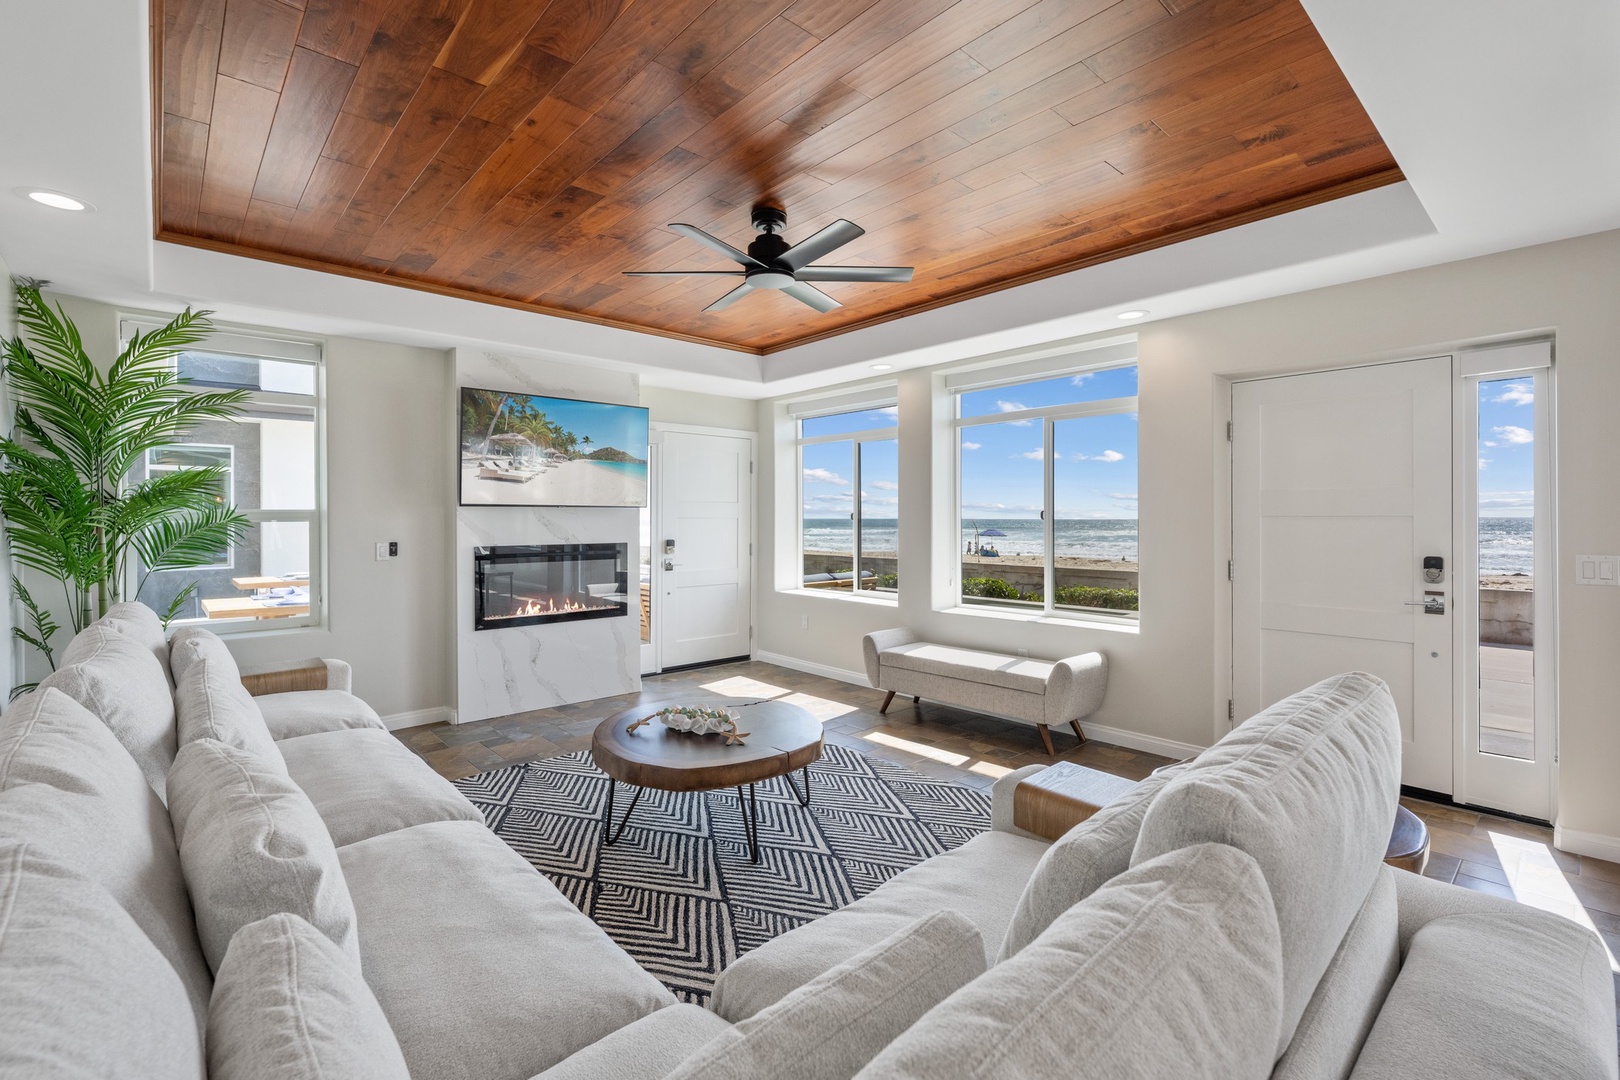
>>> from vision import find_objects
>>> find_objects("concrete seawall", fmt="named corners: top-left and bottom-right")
top-left (1480, 587), bottom-right (1532, 646)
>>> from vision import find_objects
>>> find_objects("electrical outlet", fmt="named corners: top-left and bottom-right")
top-left (800, 615), bottom-right (809, 630)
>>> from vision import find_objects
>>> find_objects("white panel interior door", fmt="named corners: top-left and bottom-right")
top-left (657, 431), bottom-right (753, 669)
top-left (1233, 357), bottom-right (1453, 793)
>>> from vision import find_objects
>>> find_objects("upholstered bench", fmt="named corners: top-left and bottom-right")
top-left (861, 629), bottom-right (1108, 754)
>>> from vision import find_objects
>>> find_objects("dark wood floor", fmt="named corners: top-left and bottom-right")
top-left (396, 659), bottom-right (1620, 1036)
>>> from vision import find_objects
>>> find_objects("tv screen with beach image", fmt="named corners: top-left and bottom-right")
top-left (459, 387), bottom-right (649, 507)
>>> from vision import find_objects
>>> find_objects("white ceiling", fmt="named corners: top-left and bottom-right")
top-left (2, 0), bottom-right (1617, 399)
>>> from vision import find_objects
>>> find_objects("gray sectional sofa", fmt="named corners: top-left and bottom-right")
top-left (1, 604), bottom-right (1613, 1079)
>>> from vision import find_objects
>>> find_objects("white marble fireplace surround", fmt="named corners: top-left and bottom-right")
top-left (453, 349), bottom-right (641, 724)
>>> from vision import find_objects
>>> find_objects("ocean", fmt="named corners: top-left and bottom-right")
top-left (803, 518), bottom-right (1139, 561)
top-left (1479, 516), bottom-right (1533, 576)
top-left (802, 516), bottom-right (1534, 574)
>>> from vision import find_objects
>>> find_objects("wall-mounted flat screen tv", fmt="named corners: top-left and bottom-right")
top-left (459, 387), bottom-right (649, 508)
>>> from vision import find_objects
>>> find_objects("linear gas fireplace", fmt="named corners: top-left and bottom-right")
top-left (474, 544), bottom-right (629, 631)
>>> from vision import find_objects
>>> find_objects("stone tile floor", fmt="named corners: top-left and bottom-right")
top-left (396, 659), bottom-right (1620, 1037)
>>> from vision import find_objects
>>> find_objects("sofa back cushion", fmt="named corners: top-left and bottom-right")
top-left (856, 843), bottom-right (1284, 1080)
top-left (167, 738), bottom-right (360, 974)
top-left (174, 652), bottom-right (285, 774)
top-left (168, 625), bottom-right (238, 685)
top-left (208, 914), bottom-right (410, 1080)
top-left (94, 600), bottom-right (175, 686)
top-left (40, 624), bottom-right (179, 800)
top-left (999, 760), bottom-right (1191, 959)
top-left (0, 841), bottom-right (205, 1079)
top-left (668, 909), bottom-right (985, 1080)
top-left (0, 688), bottom-right (213, 1024)
top-left (1132, 671), bottom-right (1400, 1061)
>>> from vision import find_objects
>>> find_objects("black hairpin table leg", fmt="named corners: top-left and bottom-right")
top-left (738, 783), bottom-right (760, 863)
top-left (783, 765), bottom-right (812, 807)
top-left (602, 779), bottom-right (645, 845)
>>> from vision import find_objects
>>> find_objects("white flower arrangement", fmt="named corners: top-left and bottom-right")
top-left (627, 705), bottom-right (750, 745)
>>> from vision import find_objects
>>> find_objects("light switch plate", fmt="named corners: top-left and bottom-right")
top-left (375, 542), bottom-right (390, 562)
top-left (1575, 554), bottom-right (1619, 586)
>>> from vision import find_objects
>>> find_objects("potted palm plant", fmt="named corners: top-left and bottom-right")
top-left (0, 279), bottom-right (251, 688)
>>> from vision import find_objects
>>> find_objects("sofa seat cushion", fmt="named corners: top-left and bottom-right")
top-left (1349, 911), bottom-right (1617, 1080)
top-left (0, 841), bottom-right (205, 1079)
top-left (711, 830), bottom-right (1048, 1022)
top-left (278, 728), bottom-right (484, 846)
top-left (856, 844), bottom-right (1284, 1080)
top-left (209, 914), bottom-right (411, 1080)
top-left (999, 761), bottom-right (1190, 959)
top-left (40, 625), bottom-right (178, 799)
top-left (174, 651), bottom-right (286, 773)
top-left (1132, 671), bottom-right (1400, 1060)
top-left (0, 688), bottom-right (213, 1024)
top-left (167, 739), bottom-right (361, 974)
top-left (881, 642), bottom-right (1053, 694)
top-left (671, 910), bottom-right (985, 1080)
top-left (257, 689), bottom-right (386, 741)
top-left (338, 820), bottom-right (675, 1080)
top-left (535, 1005), bottom-right (733, 1080)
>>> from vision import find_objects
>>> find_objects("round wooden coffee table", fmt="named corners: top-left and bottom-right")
top-left (590, 699), bottom-right (823, 863)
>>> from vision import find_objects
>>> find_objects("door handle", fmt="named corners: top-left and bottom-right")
top-left (663, 559), bottom-right (678, 571)
top-left (1404, 599), bottom-right (1446, 614)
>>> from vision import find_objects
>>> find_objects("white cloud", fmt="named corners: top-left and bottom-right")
top-left (876, 405), bottom-right (899, 420)
top-left (962, 501), bottom-right (1041, 514)
top-left (1493, 425), bottom-right (1533, 445)
top-left (1479, 491), bottom-right (1534, 511)
top-left (1494, 383), bottom-right (1533, 406)
top-left (870, 479), bottom-right (898, 490)
top-left (802, 467), bottom-right (848, 485)
top-left (1018, 448), bottom-right (1051, 460)
top-left (1478, 457), bottom-right (1491, 471)
top-left (1482, 440), bottom-right (1498, 448)
top-left (1070, 372), bottom-right (1094, 386)
top-left (1067, 450), bottom-right (1126, 463)
top-left (995, 401), bottom-right (1034, 426)
top-left (960, 441), bottom-right (981, 450)
top-left (1108, 492), bottom-right (1138, 501)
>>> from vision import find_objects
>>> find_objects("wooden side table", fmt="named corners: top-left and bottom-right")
top-left (1384, 805), bottom-right (1430, 874)
top-left (1012, 762), bottom-right (1139, 841)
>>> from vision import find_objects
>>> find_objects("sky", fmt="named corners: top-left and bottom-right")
top-left (800, 367), bottom-right (1139, 521)
top-left (1477, 376), bottom-right (1535, 517)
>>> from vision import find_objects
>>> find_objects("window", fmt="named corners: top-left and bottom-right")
top-left (795, 399), bottom-right (898, 597)
top-left (953, 361), bottom-right (1138, 617)
top-left (120, 318), bottom-right (323, 631)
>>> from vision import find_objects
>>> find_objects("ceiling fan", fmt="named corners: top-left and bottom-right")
top-left (623, 206), bottom-right (914, 314)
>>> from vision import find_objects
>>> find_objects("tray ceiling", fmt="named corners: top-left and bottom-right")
top-left (152, 0), bottom-right (1399, 354)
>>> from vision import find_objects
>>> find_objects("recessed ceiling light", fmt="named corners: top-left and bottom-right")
top-left (1115, 309), bottom-right (1149, 321)
top-left (20, 189), bottom-right (92, 212)
top-left (870, 363), bottom-right (893, 371)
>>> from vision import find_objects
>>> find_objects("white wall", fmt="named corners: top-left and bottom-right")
top-left (755, 227), bottom-right (1620, 850)
top-left (642, 384), bottom-right (758, 431)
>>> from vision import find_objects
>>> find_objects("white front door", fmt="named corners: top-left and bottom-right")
top-left (1232, 357), bottom-right (1454, 794)
top-left (656, 429), bottom-right (753, 670)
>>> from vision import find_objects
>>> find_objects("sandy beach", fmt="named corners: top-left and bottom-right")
top-left (1481, 574), bottom-right (1533, 591)
top-left (826, 550), bottom-right (1138, 573)
top-left (460, 459), bottom-right (647, 506)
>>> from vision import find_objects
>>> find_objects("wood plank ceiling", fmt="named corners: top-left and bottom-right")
top-left (153, 0), bottom-right (1400, 354)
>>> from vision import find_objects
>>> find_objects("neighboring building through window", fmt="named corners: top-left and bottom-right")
top-left (953, 362), bottom-right (1138, 617)
top-left (120, 319), bottom-right (322, 631)
top-left (795, 398), bottom-right (898, 597)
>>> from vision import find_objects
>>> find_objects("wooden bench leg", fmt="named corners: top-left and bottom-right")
top-left (1069, 720), bottom-right (1086, 745)
top-left (880, 690), bottom-right (895, 714)
top-left (1036, 723), bottom-right (1057, 756)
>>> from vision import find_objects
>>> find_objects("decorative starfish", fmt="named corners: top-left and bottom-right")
top-left (626, 715), bottom-right (652, 734)
top-left (722, 726), bottom-right (751, 746)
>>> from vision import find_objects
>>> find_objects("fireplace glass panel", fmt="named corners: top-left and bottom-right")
top-left (474, 544), bottom-right (629, 630)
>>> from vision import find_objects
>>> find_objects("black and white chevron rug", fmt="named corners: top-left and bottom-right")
top-left (454, 743), bottom-right (991, 1003)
